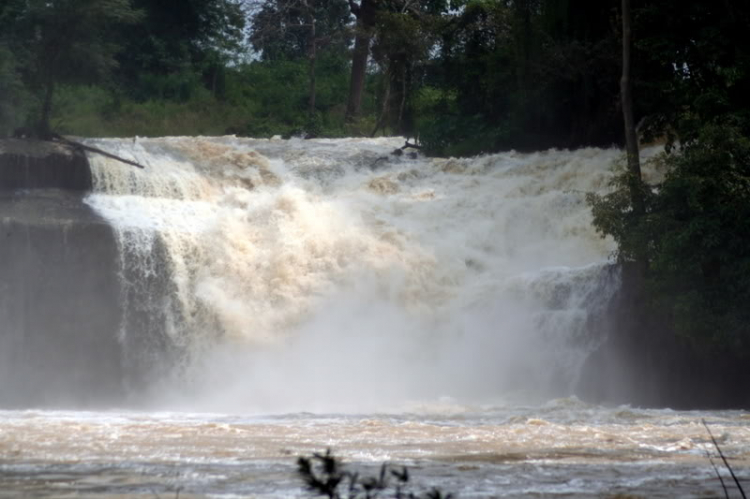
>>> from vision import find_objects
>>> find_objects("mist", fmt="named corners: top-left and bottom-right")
top-left (75, 137), bottom-right (630, 413)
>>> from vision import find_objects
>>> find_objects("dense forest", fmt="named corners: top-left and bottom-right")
top-left (1, 0), bottom-right (749, 373)
top-left (0, 1), bottom-right (744, 152)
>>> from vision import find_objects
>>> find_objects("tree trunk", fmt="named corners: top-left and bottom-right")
top-left (620, 0), bottom-right (644, 216)
top-left (307, 15), bottom-right (317, 118)
top-left (345, 0), bottom-right (377, 122)
top-left (371, 69), bottom-right (391, 136)
top-left (396, 65), bottom-right (407, 133)
top-left (39, 80), bottom-right (55, 139)
top-left (345, 29), bottom-right (371, 121)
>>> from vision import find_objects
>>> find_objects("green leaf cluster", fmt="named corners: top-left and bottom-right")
top-left (0, 0), bottom-right (143, 134)
top-left (0, 47), bottom-right (29, 135)
top-left (589, 0), bottom-right (750, 355)
top-left (590, 123), bottom-right (750, 355)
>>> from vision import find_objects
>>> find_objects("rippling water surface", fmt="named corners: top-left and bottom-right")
top-left (2, 400), bottom-right (748, 498)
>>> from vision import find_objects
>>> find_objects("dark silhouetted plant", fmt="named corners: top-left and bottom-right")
top-left (297, 449), bottom-right (453, 499)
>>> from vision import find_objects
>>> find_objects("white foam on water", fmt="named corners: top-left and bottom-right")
top-left (2, 404), bottom-right (748, 498)
top-left (84, 136), bottom-right (635, 412)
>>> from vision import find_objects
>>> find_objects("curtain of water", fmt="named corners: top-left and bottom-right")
top-left (84, 137), bottom-right (628, 411)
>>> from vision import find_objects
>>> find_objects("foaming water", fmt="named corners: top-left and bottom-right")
top-left (81, 136), bottom-right (631, 411)
top-left (5, 138), bottom-right (748, 497)
top-left (1, 402), bottom-right (748, 497)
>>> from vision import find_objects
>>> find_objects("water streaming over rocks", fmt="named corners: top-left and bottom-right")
top-left (83, 136), bottom-right (624, 410)
top-left (2, 137), bottom-right (747, 498)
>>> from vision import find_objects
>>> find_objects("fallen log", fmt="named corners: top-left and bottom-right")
top-left (391, 140), bottom-right (423, 156)
top-left (52, 134), bottom-right (146, 169)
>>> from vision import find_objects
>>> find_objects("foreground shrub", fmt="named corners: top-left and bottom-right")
top-left (297, 449), bottom-right (453, 499)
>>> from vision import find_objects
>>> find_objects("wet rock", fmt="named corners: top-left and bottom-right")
top-left (0, 138), bottom-right (92, 191)
top-left (0, 142), bottom-right (127, 408)
top-left (577, 262), bottom-right (750, 409)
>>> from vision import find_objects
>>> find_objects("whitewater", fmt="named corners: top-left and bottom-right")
top-left (0, 136), bottom-right (747, 497)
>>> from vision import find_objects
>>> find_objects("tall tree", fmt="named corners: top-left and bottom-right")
top-left (590, 0), bottom-right (750, 356)
top-left (345, 0), bottom-right (379, 122)
top-left (0, 1), bottom-right (27, 135)
top-left (249, 0), bottom-right (349, 61)
top-left (620, 0), bottom-right (643, 217)
top-left (117, 0), bottom-right (244, 100)
top-left (0, 47), bottom-right (27, 136)
top-left (7, 0), bottom-right (141, 137)
top-left (249, 0), bottom-right (351, 120)
top-left (369, 0), bottom-right (442, 135)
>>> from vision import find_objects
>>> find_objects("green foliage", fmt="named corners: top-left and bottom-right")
top-left (0, 46), bottom-right (29, 136)
top-left (414, 0), bottom-right (623, 155)
top-left (589, 0), bottom-right (750, 356)
top-left (48, 53), bottom-right (359, 139)
top-left (588, 160), bottom-right (654, 265)
top-left (634, 0), bottom-right (750, 145)
top-left (0, 0), bottom-right (656, 148)
top-left (418, 114), bottom-right (509, 157)
top-left (367, 3), bottom-right (443, 136)
top-left (649, 125), bottom-right (750, 352)
top-left (589, 123), bottom-right (750, 355)
top-left (119, 0), bottom-right (245, 74)
top-left (297, 449), bottom-right (453, 499)
top-left (52, 85), bottom-right (116, 136)
top-left (414, 85), bottom-right (514, 156)
top-left (226, 58), bottom-right (338, 136)
top-left (249, 0), bottom-right (351, 61)
top-left (2, 0), bottom-right (745, 172)
top-left (132, 69), bottom-right (206, 102)
top-left (51, 86), bottom-right (240, 137)
top-left (3, 0), bottom-right (142, 134)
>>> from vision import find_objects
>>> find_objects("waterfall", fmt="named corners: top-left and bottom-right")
top-left (84, 136), bottom-right (631, 411)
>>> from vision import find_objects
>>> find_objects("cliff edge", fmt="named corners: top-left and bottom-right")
top-left (0, 139), bottom-right (124, 408)
top-left (0, 138), bottom-right (92, 191)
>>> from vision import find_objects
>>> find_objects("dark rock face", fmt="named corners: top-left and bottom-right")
top-left (0, 139), bottom-right (92, 191)
top-left (0, 140), bottom-right (125, 408)
top-left (577, 263), bottom-right (750, 410)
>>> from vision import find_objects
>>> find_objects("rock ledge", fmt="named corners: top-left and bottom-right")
top-left (0, 138), bottom-right (92, 191)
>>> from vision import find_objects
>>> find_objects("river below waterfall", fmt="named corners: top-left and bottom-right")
top-left (1, 137), bottom-right (747, 497)
top-left (1, 402), bottom-right (749, 497)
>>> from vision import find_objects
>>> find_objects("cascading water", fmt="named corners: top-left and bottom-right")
top-left (83, 136), bottom-right (626, 411)
top-left (4, 138), bottom-right (749, 499)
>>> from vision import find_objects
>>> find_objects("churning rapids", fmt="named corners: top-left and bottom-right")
top-left (1, 137), bottom-right (748, 497)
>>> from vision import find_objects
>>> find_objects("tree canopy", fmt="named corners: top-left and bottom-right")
top-left (1, 0), bottom-right (746, 150)
top-left (589, 0), bottom-right (750, 357)
top-left (1, 0), bottom-right (141, 135)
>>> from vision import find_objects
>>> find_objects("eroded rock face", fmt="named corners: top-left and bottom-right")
top-left (0, 140), bottom-right (124, 408)
top-left (577, 263), bottom-right (750, 410)
top-left (0, 139), bottom-right (92, 191)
